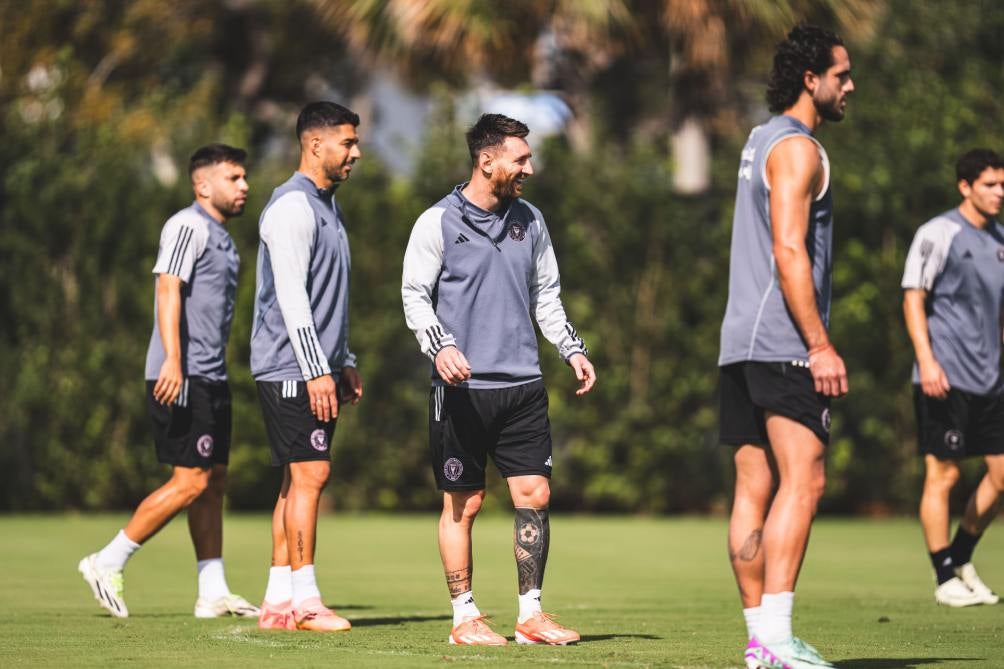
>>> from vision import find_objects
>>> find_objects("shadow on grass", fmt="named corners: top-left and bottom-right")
top-left (839, 659), bottom-right (983, 668)
top-left (579, 634), bottom-right (662, 642)
top-left (327, 604), bottom-right (375, 611)
top-left (348, 613), bottom-right (452, 627)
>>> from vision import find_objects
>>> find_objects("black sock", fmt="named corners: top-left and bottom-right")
top-left (930, 547), bottom-right (955, 585)
top-left (950, 527), bottom-right (982, 567)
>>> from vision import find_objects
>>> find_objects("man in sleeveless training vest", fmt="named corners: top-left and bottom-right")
top-left (402, 114), bottom-right (596, 646)
top-left (718, 25), bottom-right (854, 669)
top-left (79, 145), bottom-right (258, 620)
top-left (251, 102), bottom-right (364, 632)
top-left (902, 148), bottom-right (1004, 608)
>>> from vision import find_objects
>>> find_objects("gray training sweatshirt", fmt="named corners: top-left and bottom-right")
top-left (402, 184), bottom-right (587, 389)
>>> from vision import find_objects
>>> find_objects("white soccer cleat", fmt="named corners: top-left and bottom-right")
top-left (194, 593), bottom-right (261, 618)
top-left (955, 563), bottom-right (999, 605)
top-left (934, 576), bottom-right (984, 607)
top-left (78, 553), bottom-right (128, 618)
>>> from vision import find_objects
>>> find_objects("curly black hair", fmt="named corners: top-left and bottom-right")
top-left (956, 148), bottom-right (1004, 184)
top-left (766, 24), bottom-right (844, 113)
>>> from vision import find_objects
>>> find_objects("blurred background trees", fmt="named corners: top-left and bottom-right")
top-left (1, 0), bottom-right (1001, 513)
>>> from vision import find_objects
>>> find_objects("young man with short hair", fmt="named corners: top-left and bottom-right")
top-left (79, 144), bottom-right (258, 620)
top-left (718, 24), bottom-right (854, 668)
top-left (402, 113), bottom-right (595, 646)
top-left (902, 148), bottom-right (1004, 608)
top-left (252, 101), bottom-right (364, 632)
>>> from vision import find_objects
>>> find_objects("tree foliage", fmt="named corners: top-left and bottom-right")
top-left (0, 0), bottom-right (1002, 512)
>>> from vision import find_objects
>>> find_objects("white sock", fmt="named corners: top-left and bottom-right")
top-left (95, 530), bottom-right (141, 571)
top-left (451, 591), bottom-right (481, 626)
top-left (758, 592), bottom-right (794, 645)
top-left (517, 588), bottom-right (543, 623)
top-left (291, 565), bottom-right (321, 608)
top-left (264, 565), bottom-right (293, 604)
top-left (743, 605), bottom-right (761, 640)
top-left (197, 558), bottom-right (231, 601)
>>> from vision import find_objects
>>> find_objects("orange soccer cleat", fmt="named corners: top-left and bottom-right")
top-left (448, 615), bottom-right (508, 645)
top-left (258, 599), bottom-right (296, 630)
top-left (514, 612), bottom-right (580, 645)
top-left (293, 597), bottom-right (351, 632)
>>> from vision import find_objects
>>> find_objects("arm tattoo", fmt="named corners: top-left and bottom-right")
top-left (445, 566), bottom-right (473, 597)
top-left (514, 507), bottom-right (550, 595)
top-left (728, 528), bottom-right (762, 562)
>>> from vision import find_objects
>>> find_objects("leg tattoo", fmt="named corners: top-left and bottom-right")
top-left (296, 530), bottom-right (304, 563)
top-left (445, 566), bottom-right (473, 597)
top-left (728, 528), bottom-right (762, 562)
top-left (514, 507), bottom-right (550, 595)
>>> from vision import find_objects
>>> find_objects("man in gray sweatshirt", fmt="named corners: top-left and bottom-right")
top-left (902, 148), bottom-right (1004, 608)
top-left (79, 144), bottom-right (258, 620)
top-left (251, 102), bottom-right (363, 632)
top-left (402, 114), bottom-right (595, 646)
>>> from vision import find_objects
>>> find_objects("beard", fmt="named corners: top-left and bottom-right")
top-left (491, 171), bottom-right (524, 202)
top-left (814, 89), bottom-right (846, 122)
top-left (214, 195), bottom-right (246, 218)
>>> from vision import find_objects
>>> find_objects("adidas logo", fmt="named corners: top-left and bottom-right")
top-left (544, 456), bottom-right (552, 467)
top-left (455, 233), bottom-right (471, 244)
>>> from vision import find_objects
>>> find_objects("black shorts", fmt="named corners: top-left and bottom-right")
top-left (719, 361), bottom-right (831, 446)
top-left (914, 386), bottom-right (1004, 460)
top-left (429, 380), bottom-right (552, 491)
top-left (146, 378), bottom-right (231, 468)
top-left (257, 380), bottom-right (337, 466)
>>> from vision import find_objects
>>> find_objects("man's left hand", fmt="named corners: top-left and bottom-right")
top-left (340, 367), bottom-right (363, 405)
top-left (568, 353), bottom-right (596, 396)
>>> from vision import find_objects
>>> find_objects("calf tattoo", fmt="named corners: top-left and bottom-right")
top-left (728, 528), bottom-right (762, 562)
top-left (445, 566), bottom-right (473, 597)
top-left (514, 507), bottom-right (550, 595)
top-left (297, 530), bottom-right (304, 562)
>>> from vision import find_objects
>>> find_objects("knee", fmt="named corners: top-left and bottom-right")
top-left (176, 470), bottom-right (211, 504)
top-left (205, 466), bottom-right (227, 498)
top-left (445, 491), bottom-right (485, 524)
top-left (512, 480), bottom-right (550, 509)
top-left (291, 461), bottom-right (330, 492)
top-left (925, 465), bottom-right (960, 494)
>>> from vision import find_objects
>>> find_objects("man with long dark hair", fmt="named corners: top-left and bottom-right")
top-left (718, 24), bottom-right (854, 668)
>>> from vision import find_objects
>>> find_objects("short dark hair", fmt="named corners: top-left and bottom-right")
top-left (766, 24), bottom-right (844, 113)
top-left (188, 143), bottom-right (247, 177)
top-left (465, 114), bottom-right (530, 164)
top-left (296, 101), bottom-right (360, 138)
top-left (956, 148), bottom-right (1004, 184)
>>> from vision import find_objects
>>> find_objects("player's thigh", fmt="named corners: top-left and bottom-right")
top-left (719, 363), bottom-right (768, 447)
top-left (915, 386), bottom-right (972, 460)
top-left (490, 381), bottom-right (553, 481)
top-left (256, 380), bottom-right (335, 467)
top-left (429, 385), bottom-right (491, 491)
top-left (746, 361), bottom-right (831, 447)
top-left (146, 378), bottom-right (222, 468)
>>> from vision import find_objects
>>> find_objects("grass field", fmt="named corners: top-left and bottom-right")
top-left (1, 514), bottom-right (1001, 668)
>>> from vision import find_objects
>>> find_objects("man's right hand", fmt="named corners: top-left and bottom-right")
top-left (808, 343), bottom-right (849, 398)
top-left (918, 357), bottom-right (950, 399)
top-left (435, 346), bottom-right (472, 385)
top-left (307, 374), bottom-right (339, 422)
top-left (153, 358), bottom-right (183, 405)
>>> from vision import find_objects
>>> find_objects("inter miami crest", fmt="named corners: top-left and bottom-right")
top-left (509, 222), bottom-right (526, 242)
top-left (196, 434), bottom-right (214, 458)
top-left (944, 429), bottom-right (964, 453)
top-left (310, 429), bottom-right (328, 452)
top-left (444, 457), bottom-right (464, 481)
